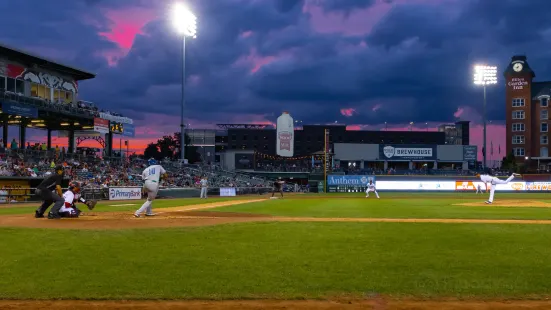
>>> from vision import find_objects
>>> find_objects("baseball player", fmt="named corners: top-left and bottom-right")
top-left (365, 179), bottom-right (380, 198)
top-left (476, 184), bottom-right (483, 194)
top-left (58, 181), bottom-right (96, 218)
top-left (134, 159), bottom-right (167, 218)
top-left (34, 165), bottom-right (65, 219)
top-left (476, 170), bottom-right (521, 204)
top-left (272, 178), bottom-right (284, 198)
top-left (200, 176), bottom-right (208, 199)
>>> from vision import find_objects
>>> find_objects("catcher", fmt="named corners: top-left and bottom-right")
top-left (58, 181), bottom-right (97, 218)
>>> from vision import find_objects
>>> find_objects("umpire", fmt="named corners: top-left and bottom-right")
top-left (271, 178), bottom-right (284, 198)
top-left (34, 165), bottom-right (65, 219)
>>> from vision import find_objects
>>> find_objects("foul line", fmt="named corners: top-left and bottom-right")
top-left (271, 217), bottom-right (551, 224)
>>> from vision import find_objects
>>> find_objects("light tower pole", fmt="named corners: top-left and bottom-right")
top-left (473, 65), bottom-right (497, 169)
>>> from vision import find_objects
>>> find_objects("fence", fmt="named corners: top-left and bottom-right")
top-left (0, 186), bottom-right (274, 204)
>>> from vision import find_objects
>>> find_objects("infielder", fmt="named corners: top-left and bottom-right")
top-left (200, 176), bottom-right (208, 199)
top-left (134, 159), bottom-right (167, 218)
top-left (272, 178), bottom-right (284, 198)
top-left (365, 180), bottom-right (380, 198)
top-left (476, 184), bottom-right (483, 194)
top-left (476, 171), bottom-right (521, 204)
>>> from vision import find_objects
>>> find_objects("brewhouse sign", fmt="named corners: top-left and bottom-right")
top-left (379, 144), bottom-right (437, 161)
top-left (508, 77), bottom-right (528, 90)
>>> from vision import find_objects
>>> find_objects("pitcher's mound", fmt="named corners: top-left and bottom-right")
top-left (456, 200), bottom-right (551, 207)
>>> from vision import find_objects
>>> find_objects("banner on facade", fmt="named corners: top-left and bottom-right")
top-left (121, 123), bottom-right (135, 137)
top-left (463, 145), bottom-right (477, 161)
top-left (99, 112), bottom-right (133, 124)
top-left (327, 175), bottom-right (375, 186)
top-left (2, 102), bottom-right (38, 118)
top-left (379, 144), bottom-right (436, 161)
top-left (276, 112), bottom-right (294, 157)
top-left (94, 118), bottom-right (109, 134)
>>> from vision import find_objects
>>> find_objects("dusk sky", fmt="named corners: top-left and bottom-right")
top-left (1, 0), bottom-right (550, 161)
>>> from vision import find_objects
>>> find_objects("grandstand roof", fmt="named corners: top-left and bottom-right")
top-left (0, 43), bottom-right (96, 81)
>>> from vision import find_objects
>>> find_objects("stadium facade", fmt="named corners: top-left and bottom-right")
top-left (0, 43), bottom-right (133, 156)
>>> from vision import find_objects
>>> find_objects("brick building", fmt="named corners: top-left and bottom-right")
top-left (504, 55), bottom-right (551, 169)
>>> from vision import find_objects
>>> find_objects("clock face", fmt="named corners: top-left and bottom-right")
top-left (513, 63), bottom-right (523, 72)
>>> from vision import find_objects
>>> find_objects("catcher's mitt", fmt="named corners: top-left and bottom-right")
top-left (85, 200), bottom-right (97, 210)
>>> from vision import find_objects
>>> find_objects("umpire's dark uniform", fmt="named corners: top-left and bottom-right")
top-left (34, 166), bottom-right (65, 219)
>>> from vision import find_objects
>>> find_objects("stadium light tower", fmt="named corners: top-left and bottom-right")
top-left (473, 65), bottom-right (497, 169)
top-left (172, 3), bottom-right (197, 161)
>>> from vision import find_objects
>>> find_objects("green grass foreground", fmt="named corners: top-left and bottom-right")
top-left (1, 222), bottom-right (551, 299)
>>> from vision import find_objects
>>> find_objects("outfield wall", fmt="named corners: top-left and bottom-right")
top-left (326, 174), bottom-right (551, 193)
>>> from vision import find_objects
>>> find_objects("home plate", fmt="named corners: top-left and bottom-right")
top-left (108, 204), bottom-right (137, 207)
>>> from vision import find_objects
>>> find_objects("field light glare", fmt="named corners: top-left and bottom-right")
top-left (172, 3), bottom-right (197, 38)
top-left (473, 65), bottom-right (497, 85)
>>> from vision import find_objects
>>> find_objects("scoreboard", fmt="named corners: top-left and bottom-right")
top-left (110, 122), bottom-right (124, 134)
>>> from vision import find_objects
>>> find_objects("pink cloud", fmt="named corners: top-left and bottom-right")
top-left (340, 108), bottom-right (356, 117)
top-left (454, 107), bottom-right (464, 118)
top-left (240, 31), bottom-right (253, 38)
top-left (372, 104), bottom-right (382, 112)
top-left (98, 7), bottom-right (157, 65)
top-left (233, 48), bottom-right (277, 74)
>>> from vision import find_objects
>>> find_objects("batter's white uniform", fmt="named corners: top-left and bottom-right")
top-left (135, 164), bottom-right (166, 216)
top-left (365, 183), bottom-right (380, 198)
top-left (480, 173), bottom-right (515, 203)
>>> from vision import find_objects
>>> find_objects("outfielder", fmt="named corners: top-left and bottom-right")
top-left (200, 176), bottom-right (208, 199)
top-left (134, 159), bottom-right (166, 218)
top-left (476, 171), bottom-right (521, 204)
top-left (365, 180), bottom-right (380, 198)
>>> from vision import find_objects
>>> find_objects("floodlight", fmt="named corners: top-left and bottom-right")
top-left (473, 65), bottom-right (497, 85)
top-left (172, 3), bottom-right (197, 38)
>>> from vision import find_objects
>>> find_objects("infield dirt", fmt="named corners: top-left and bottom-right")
top-left (2, 198), bottom-right (551, 229)
top-left (456, 200), bottom-right (551, 207)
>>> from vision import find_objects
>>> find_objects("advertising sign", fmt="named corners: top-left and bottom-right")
top-left (93, 118), bottom-right (109, 134)
top-left (463, 145), bottom-right (477, 161)
top-left (455, 181), bottom-right (525, 191)
top-left (2, 102), bottom-right (38, 118)
top-left (327, 175), bottom-right (375, 186)
top-left (525, 182), bottom-right (551, 191)
top-left (508, 77), bottom-right (529, 90)
top-left (220, 187), bottom-right (237, 197)
top-left (109, 187), bottom-right (142, 200)
top-left (376, 181), bottom-right (455, 191)
top-left (276, 112), bottom-right (294, 157)
top-left (379, 144), bottom-right (436, 161)
top-left (122, 123), bottom-right (135, 137)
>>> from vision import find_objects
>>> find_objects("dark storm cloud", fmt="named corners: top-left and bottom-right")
top-left (7, 0), bottom-right (550, 128)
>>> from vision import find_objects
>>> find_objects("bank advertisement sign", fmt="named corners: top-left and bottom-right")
top-left (379, 144), bottom-right (436, 161)
top-left (109, 187), bottom-right (142, 200)
top-left (463, 145), bottom-right (477, 161)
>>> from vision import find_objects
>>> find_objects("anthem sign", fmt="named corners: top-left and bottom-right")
top-left (508, 77), bottom-right (529, 90)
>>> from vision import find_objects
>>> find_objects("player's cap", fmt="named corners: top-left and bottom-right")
top-left (475, 174), bottom-right (481, 177)
top-left (148, 158), bottom-right (157, 166)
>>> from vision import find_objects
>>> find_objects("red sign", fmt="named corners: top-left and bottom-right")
top-left (278, 132), bottom-right (292, 151)
top-left (94, 118), bottom-right (109, 133)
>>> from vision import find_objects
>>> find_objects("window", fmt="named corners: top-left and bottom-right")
top-left (30, 83), bottom-right (38, 97)
top-left (513, 148), bottom-right (525, 156)
top-left (512, 111), bottom-right (525, 119)
top-left (15, 79), bottom-right (24, 94)
top-left (512, 123), bottom-right (525, 132)
top-left (6, 77), bottom-right (15, 92)
top-left (541, 147), bottom-right (549, 157)
top-left (542, 123), bottom-right (548, 132)
top-left (37, 85), bottom-right (46, 98)
top-left (0, 76), bottom-right (5, 90)
top-left (512, 135), bottom-right (525, 144)
top-left (53, 89), bottom-right (60, 102)
top-left (65, 91), bottom-right (73, 103)
top-left (542, 110), bottom-right (548, 120)
top-left (512, 98), bottom-right (525, 107)
top-left (542, 98), bottom-right (549, 107)
top-left (541, 135), bottom-right (548, 145)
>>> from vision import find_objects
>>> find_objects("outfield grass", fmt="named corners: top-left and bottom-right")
top-left (1, 222), bottom-right (551, 299)
top-left (212, 195), bottom-right (551, 220)
top-left (0, 197), bottom-right (236, 216)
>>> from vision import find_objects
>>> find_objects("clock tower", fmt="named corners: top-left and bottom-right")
top-left (503, 55), bottom-right (535, 161)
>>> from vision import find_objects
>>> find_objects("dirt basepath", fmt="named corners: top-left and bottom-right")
top-left (2, 299), bottom-right (551, 310)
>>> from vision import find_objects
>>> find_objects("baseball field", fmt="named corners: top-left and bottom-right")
top-left (1, 193), bottom-right (551, 309)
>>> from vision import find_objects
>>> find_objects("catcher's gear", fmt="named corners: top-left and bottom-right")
top-left (85, 200), bottom-right (97, 210)
top-left (68, 181), bottom-right (81, 193)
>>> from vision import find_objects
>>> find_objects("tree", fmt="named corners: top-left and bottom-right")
top-left (142, 132), bottom-right (201, 163)
top-left (501, 150), bottom-right (517, 172)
